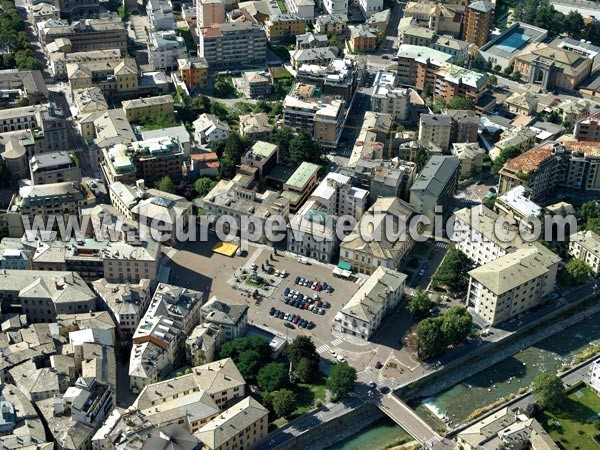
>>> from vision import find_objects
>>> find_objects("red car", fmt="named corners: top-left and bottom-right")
top-left (293, 315), bottom-right (301, 324)
top-left (316, 300), bottom-right (323, 308)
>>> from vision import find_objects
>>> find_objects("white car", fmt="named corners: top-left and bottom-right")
top-left (328, 349), bottom-right (337, 357)
top-left (298, 257), bottom-right (309, 264)
top-left (336, 355), bottom-right (346, 362)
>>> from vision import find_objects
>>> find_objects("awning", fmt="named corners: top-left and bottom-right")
top-left (212, 241), bottom-right (239, 257)
top-left (337, 261), bottom-right (352, 271)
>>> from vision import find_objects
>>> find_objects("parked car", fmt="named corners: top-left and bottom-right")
top-left (280, 269), bottom-right (287, 278)
top-left (298, 257), bottom-right (309, 264)
top-left (307, 321), bottom-right (315, 329)
top-left (301, 320), bottom-right (308, 329)
top-left (288, 314), bottom-right (296, 322)
top-left (274, 270), bottom-right (280, 277)
top-left (328, 349), bottom-right (337, 357)
top-left (375, 361), bottom-right (383, 369)
top-left (295, 276), bottom-right (301, 285)
top-left (336, 355), bottom-right (346, 362)
top-left (269, 307), bottom-right (276, 315)
top-left (284, 313), bottom-right (290, 320)
top-left (323, 301), bottom-right (331, 309)
top-left (368, 381), bottom-right (376, 389)
top-left (379, 386), bottom-right (390, 394)
top-left (284, 287), bottom-right (290, 296)
top-left (284, 322), bottom-right (295, 329)
top-left (318, 308), bottom-right (325, 315)
top-left (293, 315), bottom-right (300, 324)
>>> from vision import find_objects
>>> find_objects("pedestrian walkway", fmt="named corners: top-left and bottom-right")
top-left (316, 344), bottom-right (330, 354)
top-left (331, 338), bottom-right (343, 346)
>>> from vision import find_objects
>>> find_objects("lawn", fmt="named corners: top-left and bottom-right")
top-left (292, 376), bottom-right (327, 417)
top-left (276, 0), bottom-right (287, 12)
top-left (542, 384), bottom-right (600, 450)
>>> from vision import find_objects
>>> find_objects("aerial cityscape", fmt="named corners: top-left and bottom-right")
top-left (0, 0), bottom-right (600, 448)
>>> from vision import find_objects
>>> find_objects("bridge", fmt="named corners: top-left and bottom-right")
top-left (378, 394), bottom-right (454, 449)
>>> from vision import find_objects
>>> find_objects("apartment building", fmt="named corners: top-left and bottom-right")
top-left (177, 56), bottom-right (209, 90)
top-left (49, 48), bottom-right (122, 80)
top-left (574, 116), bottom-right (600, 142)
top-left (197, 0), bottom-right (226, 29)
top-left (241, 141), bottom-right (279, 176)
top-left (31, 238), bottom-right (160, 284)
top-left (239, 113), bottom-right (274, 141)
top-left (295, 59), bottom-right (357, 101)
top-left (447, 109), bottom-right (479, 143)
top-left (419, 114), bottom-right (453, 151)
top-left (283, 161), bottom-right (321, 213)
top-left (296, 32), bottom-right (329, 49)
top-left (73, 86), bottom-right (108, 115)
top-left (129, 284), bottom-right (204, 392)
top-left (200, 296), bottom-right (248, 341)
top-left (199, 22), bottom-right (267, 70)
top-left (462, 0), bottom-right (494, 47)
top-left (495, 185), bottom-right (542, 231)
top-left (148, 31), bottom-right (187, 71)
top-left (236, 71), bottom-right (272, 99)
top-left (122, 95), bottom-right (175, 122)
top-left (403, 1), bottom-right (464, 36)
top-left (0, 270), bottom-right (96, 323)
top-left (451, 142), bottom-right (485, 177)
top-left (348, 25), bottom-right (377, 53)
top-left (146, 0), bottom-right (176, 31)
top-left (30, 151), bottom-right (81, 185)
top-left (505, 91), bottom-right (539, 116)
top-left (370, 71), bottom-right (410, 121)
top-left (102, 136), bottom-right (185, 186)
top-left (195, 397), bottom-right (269, 450)
top-left (335, 266), bottom-right (406, 340)
top-left (569, 230), bottom-right (600, 276)
top-left (68, 377), bottom-right (115, 430)
top-left (314, 14), bottom-right (346, 35)
top-left (40, 19), bottom-right (127, 53)
top-left (283, 93), bottom-right (345, 150)
top-left (340, 197), bottom-right (415, 274)
top-left (310, 172), bottom-right (368, 220)
top-left (286, 0), bottom-right (315, 22)
top-left (467, 243), bottom-right (560, 326)
top-left (360, 0), bottom-right (383, 17)
top-left (396, 44), bottom-right (488, 103)
top-left (264, 14), bottom-right (306, 42)
top-left (493, 126), bottom-right (537, 159)
top-left (287, 199), bottom-right (339, 262)
top-left (185, 323), bottom-right (224, 366)
top-left (92, 278), bottom-right (153, 339)
top-left (409, 155), bottom-right (460, 232)
top-left (193, 112), bottom-right (231, 146)
top-left (290, 48), bottom-right (337, 70)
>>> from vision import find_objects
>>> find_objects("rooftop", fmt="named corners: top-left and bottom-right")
top-left (285, 162), bottom-right (320, 189)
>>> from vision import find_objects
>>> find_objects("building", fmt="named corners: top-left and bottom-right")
top-left (73, 86), bottom-right (108, 115)
top-left (495, 185), bottom-right (542, 230)
top-left (195, 397), bottom-right (268, 450)
top-left (513, 43), bottom-right (593, 92)
top-left (49, 49), bottom-right (122, 80)
top-left (403, 2), bottom-right (464, 36)
top-left (264, 14), bottom-right (305, 42)
top-left (283, 94), bottom-right (345, 150)
top-left (146, 0), bottom-right (176, 31)
top-left (467, 243), bottom-right (560, 326)
top-left (193, 113), bottom-right (231, 146)
top-left (591, 360), bottom-right (600, 395)
top-left (197, 0), bottom-right (225, 29)
top-left (40, 18), bottom-right (127, 53)
top-left (574, 115), bottom-right (600, 142)
top-left (409, 155), bottom-right (460, 231)
top-left (0, 270), bottom-right (96, 323)
top-left (396, 45), bottom-right (488, 103)
top-left (199, 22), bottom-right (267, 70)
top-left (141, 125), bottom-right (192, 156)
top-left (29, 151), bottom-right (81, 185)
top-left (241, 141), bottom-right (279, 176)
top-left (451, 142), bottom-right (485, 177)
top-left (239, 113), bottom-right (274, 141)
top-left (463, 0), bottom-right (494, 48)
top-left (493, 126), bottom-right (537, 160)
top-left (569, 230), bottom-right (600, 276)
top-left (148, 31), bottom-right (187, 71)
top-left (339, 197), bottom-right (415, 274)
top-left (335, 266), bottom-right (406, 340)
top-left (314, 14), bottom-right (346, 35)
top-left (236, 71), bottom-right (272, 99)
top-left (286, 0), bottom-right (315, 22)
top-left (101, 137), bottom-right (185, 186)
top-left (371, 71), bottom-right (409, 121)
top-left (505, 91), bottom-right (539, 116)
top-left (348, 25), bottom-right (377, 53)
top-left (360, 0), bottom-right (383, 17)
top-left (283, 161), bottom-right (321, 213)
top-left (92, 278), bottom-right (153, 339)
top-left (447, 109), bottom-right (479, 143)
top-left (190, 152), bottom-right (220, 178)
top-left (419, 114), bottom-right (453, 151)
top-left (121, 95), bottom-right (175, 122)
top-left (479, 22), bottom-right (548, 69)
top-left (185, 323), bottom-right (224, 366)
top-left (290, 48), bottom-right (337, 70)
top-left (296, 32), bottom-right (329, 49)
top-left (0, 383), bottom-right (47, 446)
top-left (200, 296), bottom-right (248, 341)
top-left (365, 8), bottom-right (390, 34)
top-left (67, 377), bottom-right (114, 429)
top-left (177, 57), bottom-right (209, 90)
top-left (310, 172), bottom-right (368, 219)
top-left (295, 59), bottom-right (357, 101)
top-left (287, 199), bottom-right (338, 262)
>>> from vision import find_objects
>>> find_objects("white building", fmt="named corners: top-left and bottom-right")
top-left (322, 0), bottom-right (347, 16)
top-left (370, 71), bottom-right (409, 121)
top-left (359, 0), bottom-right (383, 17)
top-left (310, 172), bottom-right (368, 220)
top-left (285, 0), bottom-right (315, 22)
top-left (148, 30), bottom-right (187, 71)
top-left (334, 266), bottom-right (406, 340)
top-left (193, 113), bottom-right (231, 146)
top-left (200, 296), bottom-right (248, 341)
top-left (568, 230), bottom-right (600, 276)
top-left (591, 359), bottom-right (600, 395)
top-left (146, 0), bottom-right (176, 30)
top-left (467, 243), bottom-right (560, 326)
top-left (495, 185), bottom-right (542, 230)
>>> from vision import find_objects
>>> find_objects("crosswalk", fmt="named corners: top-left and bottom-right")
top-left (316, 344), bottom-right (330, 354)
top-left (355, 278), bottom-right (366, 286)
top-left (331, 338), bottom-right (343, 346)
top-left (434, 242), bottom-right (449, 249)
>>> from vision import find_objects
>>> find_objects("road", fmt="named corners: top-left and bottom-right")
top-left (380, 0), bottom-right (406, 54)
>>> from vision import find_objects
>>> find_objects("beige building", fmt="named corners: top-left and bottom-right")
top-left (451, 142), bottom-right (485, 178)
top-left (334, 266), bottom-right (406, 340)
top-left (467, 243), bottom-right (560, 326)
top-left (185, 323), bottom-right (224, 367)
top-left (419, 114), bottom-right (453, 151)
top-left (283, 161), bottom-right (321, 213)
top-left (122, 95), bottom-right (175, 122)
top-left (569, 230), bottom-right (600, 276)
top-left (340, 197), bottom-right (415, 275)
top-left (40, 18), bottom-right (127, 53)
top-left (265, 14), bottom-right (306, 42)
top-left (195, 397), bottom-right (269, 450)
top-left (403, 1), bottom-right (464, 36)
top-left (239, 113), bottom-right (274, 141)
top-left (197, 0), bottom-right (226, 29)
top-left (49, 48), bottom-right (122, 80)
top-left (177, 57), bottom-right (209, 90)
top-left (505, 91), bottom-right (539, 116)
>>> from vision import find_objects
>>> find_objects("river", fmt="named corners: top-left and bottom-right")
top-left (416, 311), bottom-right (600, 426)
top-left (326, 418), bottom-right (411, 450)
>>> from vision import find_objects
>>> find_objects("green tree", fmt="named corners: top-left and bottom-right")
top-left (564, 11), bottom-right (584, 39)
top-left (446, 96), bottom-right (474, 110)
top-left (414, 146), bottom-right (430, 172)
top-left (156, 176), bottom-right (176, 194)
top-left (512, 71), bottom-right (522, 81)
top-left (432, 97), bottom-right (446, 114)
top-left (493, 64), bottom-right (502, 72)
top-left (532, 373), bottom-right (565, 410)
top-left (417, 317), bottom-right (445, 359)
top-left (503, 66), bottom-right (514, 76)
top-left (210, 101), bottom-right (230, 122)
top-left (562, 259), bottom-right (591, 285)
top-left (586, 218), bottom-right (600, 235)
top-left (237, 350), bottom-right (262, 381)
top-left (581, 201), bottom-right (600, 223)
top-left (257, 362), bottom-right (289, 392)
top-left (270, 389), bottom-right (296, 418)
top-left (486, 75), bottom-right (498, 89)
top-left (272, 127), bottom-right (293, 164)
top-left (218, 336), bottom-right (271, 362)
top-left (441, 306), bottom-right (472, 347)
top-left (422, 83), bottom-right (432, 99)
top-left (432, 247), bottom-right (474, 291)
top-left (289, 131), bottom-right (323, 165)
top-left (194, 177), bottom-right (217, 197)
top-left (491, 146), bottom-right (521, 174)
top-left (285, 336), bottom-right (320, 379)
top-left (294, 357), bottom-right (315, 383)
top-left (327, 362), bottom-right (357, 400)
top-left (407, 288), bottom-right (433, 319)
top-left (213, 78), bottom-right (237, 98)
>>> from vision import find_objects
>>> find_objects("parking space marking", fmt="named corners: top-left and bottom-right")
top-left (331, 338), bottom-right (343, 346)
top-left (316, 344), bottom-right (330, 354)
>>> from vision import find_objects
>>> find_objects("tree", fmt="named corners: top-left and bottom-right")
top-left (512, 71), bottom-right (522, 81)
top-left (422, 83), bottom-right (432, 100)
top-left (493, 64), bottom-right (502, 72)
top-left (285, 336), bottom-right (320, 378)
top-left (289, 131), bottom-right (323, 165)
top-left (294, 357), bottom-right (315, 383)
top-left (414, 146), bottom-right (430, 172)
top-left (213, 78), bottom-right (237, 98)
top-left (219, 336), bottom-right (271, 362)
top-left (532, 373), bottom-right (565, 410)
top-left (432, 247), bottom-right (474, 291)
top-left (564, 11), bottom-right (584, 39)
top-left (587, 218), bottom-right (600, 235)
top-left (237, 350), bottom-right (262, 381)
top-left (210, 101), bottom-right (230, 122)
top-left (156, 176), bottom-right (176, 194)
top-left (327, 362), bottom-right (357, 400)
top-left (270, 389), bottom-right (296, 418)
top-left (446, 96), bottom-right (473, 110)
top-left (417, 317), bottom-right (445, 359)
top-left (272, 127), bottom-right (293, 164)
top-left (503, 66), bottom-right (513, 76)
top-left (257, 362), bottom-right (289, 392)
top-left (441, 306), bottom-right (472, 347)
top-left (432, 97), bottom-right (446, 114)
top-left (525, 402), bottom-right (544, 421)
top-left (562, 259), bottom-right (591, 285)
top-left (486, 75), bottom-right (498, 89)
top-left (194, 177), bottom-right (217, 197)
top-left (407, 288), bottom-right (433, 319)
top-left (492, 146), bottom-right (521, 174)
top-left (581, 201), bottom-right (600, 223)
